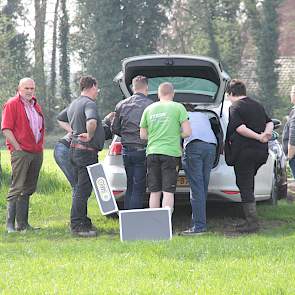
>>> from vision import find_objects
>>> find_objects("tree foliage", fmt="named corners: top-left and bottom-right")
top-left (162, 0), bottom-right (244, 76)
top-left (73, 0), bottom-right (172, 115)
top-left (0, 0), bottom-right (31, 106)
top-left (0, 0), bottom-right (285, 127)
top-left (244, 0), bottom-right (282, 116)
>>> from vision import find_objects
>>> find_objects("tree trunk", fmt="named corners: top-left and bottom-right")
top-left (59, 0), bottom-right (71, 104)
top-left (47, 0), bottom-right (59, 132)
top-left (34, 0), bottom-right (47, 105)
top-left (204, 1), bottom-right (220, 61)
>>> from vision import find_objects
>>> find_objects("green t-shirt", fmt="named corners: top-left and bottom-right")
top-left (140, 101), bottom-right (188, 157)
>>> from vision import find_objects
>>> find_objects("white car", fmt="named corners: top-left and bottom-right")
top-left (103, 54), bottom-right (287, 205)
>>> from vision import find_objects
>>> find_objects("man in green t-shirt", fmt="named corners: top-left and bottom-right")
top-left (140, 82), bottom-right (191, 212)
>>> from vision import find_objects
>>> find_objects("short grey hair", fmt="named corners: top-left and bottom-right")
top-left (158, 82), bottom-right (174, 96)
top-left (18, 77), bottom-right (35, 88)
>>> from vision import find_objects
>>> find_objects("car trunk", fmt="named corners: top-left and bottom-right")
top-left (114, 54), bottom-right (229, 167)
top-left (114, 54), bottom-right (230, 109)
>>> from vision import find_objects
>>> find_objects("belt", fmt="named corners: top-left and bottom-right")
top-left (123, 145), bottom-right (146, 152)
top-left (70, 143), bottom-right (97, 152)
top-left (123, 145), bottom-right (146, 151)
top-left (189, 139), bottom-right (216, 145)
top-left (58, 138), bottom-right (71, 148)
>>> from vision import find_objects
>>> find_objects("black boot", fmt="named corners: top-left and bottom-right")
top-left (234, 204), bottom-right (247, 229)
top-left (16, 196), bottom-right (28, 231)
top-left (16, 196), bottom-right (40, 231)
top-left (6, 198), bottom-right (17, 233)
top-left (238, 202), bottom-right (259, 234)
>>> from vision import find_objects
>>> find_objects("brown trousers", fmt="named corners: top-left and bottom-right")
top-left (7, 150), bottom-right (43, 201)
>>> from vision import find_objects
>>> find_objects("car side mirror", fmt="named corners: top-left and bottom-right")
top-left (272, 118), bottom-right (281, 130)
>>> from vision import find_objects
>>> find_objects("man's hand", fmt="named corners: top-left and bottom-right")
top-left (237, 124), bottom-right (272, 143)
top-left (181, 120), bottom-right (192, 138)
top-left (84, 119), bottom-right (97, 141)
top-left (58, 120), bottom-right (72, 133)
top-left (104, 112), bottom-right (115, 123)
top-left (258, 132), bottom-right (272, 143)
top-left (3, 129), bottom-right (22, 151)
top-left (78, 133), bottom-right (92, 142)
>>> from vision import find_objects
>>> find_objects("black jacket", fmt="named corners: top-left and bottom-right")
top-left (111, 93), bottom-right (153, 147)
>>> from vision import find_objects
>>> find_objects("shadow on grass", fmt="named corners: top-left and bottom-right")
top-left (0, 225), bottom-right (119, 244)
top-left (172, 201), bottom-right (295, 238)
top-left (172, 202), bottom-right (243, 232)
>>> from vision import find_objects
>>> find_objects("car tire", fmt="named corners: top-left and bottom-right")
top-left (278, 180), bottom-right (288, 200)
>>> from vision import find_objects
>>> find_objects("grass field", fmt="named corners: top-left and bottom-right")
top-left (1, 150), bottom-right (295, 294)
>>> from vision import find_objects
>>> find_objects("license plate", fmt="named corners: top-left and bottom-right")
top-left (177, 176), bottom-right (188, 186)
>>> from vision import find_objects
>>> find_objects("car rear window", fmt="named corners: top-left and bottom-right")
top-left (147, 77), bottom-right (218, 97)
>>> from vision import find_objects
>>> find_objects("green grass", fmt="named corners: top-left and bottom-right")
top-left (1, 150), bottom-right (295, 294)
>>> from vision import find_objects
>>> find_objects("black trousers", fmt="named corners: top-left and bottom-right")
top-left (234, 148), bottom-right (268, 203)
top-left (70, 148), bottom-right (98, 230)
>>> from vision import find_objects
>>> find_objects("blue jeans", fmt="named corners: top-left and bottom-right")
top-left (183, 141), bottom-right (215, 231)
top-left (122, 146), bottom-right (147, 209)
top-left (289, 158), bottom-right (295, 179)
top-left (54, 142), bottom-right (76, 188)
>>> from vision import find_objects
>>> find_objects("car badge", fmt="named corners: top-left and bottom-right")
top-left (96, 177), bottom-right (112, 202)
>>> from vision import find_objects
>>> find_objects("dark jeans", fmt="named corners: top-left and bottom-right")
top-left (183, 141), bottom-right (215, 231)
top-left (122, 146), bottom-right (147, 209)
top-left (234, 148), bottom-right (268, 203)
top-left (54, 142), bottom-right (75, 188)
top-left (70, 148), bottom-right (98, 230)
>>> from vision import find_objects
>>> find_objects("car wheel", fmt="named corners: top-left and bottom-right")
top-left (267, 171), bottom-right (278, 206)
top-left (278, 182), bottom-right (288, 200)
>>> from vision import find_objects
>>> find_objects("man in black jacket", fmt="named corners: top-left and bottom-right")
top-left (226, 79), bottom-right (273, 233)
top-left (112, 76), bottom-right (153, 209)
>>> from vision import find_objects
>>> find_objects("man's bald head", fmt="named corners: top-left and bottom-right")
top-left (18, 78), bottom-right (35, 101)
top-left (158, 82), bottom-right (174, 101)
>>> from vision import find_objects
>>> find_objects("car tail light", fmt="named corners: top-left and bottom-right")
top-left (112, 190), bottom-right (124, 196)
top-left (109, 142), bottom-right (122, 155)
top-left (221, 190), bottom-right (240, 195)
